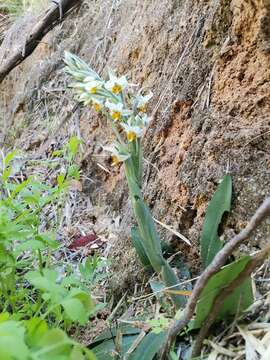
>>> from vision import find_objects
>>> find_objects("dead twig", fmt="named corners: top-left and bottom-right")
top-left (159, 197), bottom-right (270, 359)
top-left (191, 244), bottom-right (270, 357)
top-left (0, 0), bottom-right (82, 83)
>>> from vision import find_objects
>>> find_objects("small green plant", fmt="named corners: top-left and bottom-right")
top-left (0, 313), bottom-right (95, 360)
top-left (64, 52), bottom-right (185, 309)
top-left (0, 142), bottom-right (98, 359)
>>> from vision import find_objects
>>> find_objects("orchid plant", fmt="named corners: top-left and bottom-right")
top-left (64, 52), bottom-right (185, 308)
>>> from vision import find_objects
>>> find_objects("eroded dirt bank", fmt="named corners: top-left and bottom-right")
top-left (0, 0), bottom-right (270, 286)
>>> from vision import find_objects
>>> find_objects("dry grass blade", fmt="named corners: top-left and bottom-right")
top-left (207, 340), bottom-right (236, 357)
top-left (153, 217), bottom-right (191, 246)
top-left (164, 289), bottom-right (192, 296)
top-left (237, 326), bottom-right (263, 360)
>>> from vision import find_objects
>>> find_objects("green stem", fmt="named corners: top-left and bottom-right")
top-left (38, 249), bottom-right (44, 276)
top-left (124, 157), bottom-right (185, 308)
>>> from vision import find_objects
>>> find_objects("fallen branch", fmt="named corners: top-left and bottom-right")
top-left (0, 0), bottom-right (82, 83)
top-left (191, 243), bottom-right (270, 357)
top-left (160, 197), bottom-right (270, 359)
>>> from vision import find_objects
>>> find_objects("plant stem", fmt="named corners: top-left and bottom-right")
top-left (38, 249), bottom-right (44, 276)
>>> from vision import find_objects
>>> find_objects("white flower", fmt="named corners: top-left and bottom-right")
top-left (84, 80), bottom-right (103, 94)
top-left (136, 92), bottom-right (153, 112)
top-left (105, 70), bottom-right (128, 94)
top-left (92, 98), bottom-right (104, 112)
top-left (121, 120), bottom-right (143, 142)
top-left (105, 101), bottom-right (132, 121)
top-left (104, 143), bottom-right (131, 165)
top-left (105, 101), bottom-right (124, 121)
top-left (135, 114), bottom-right (152, 127)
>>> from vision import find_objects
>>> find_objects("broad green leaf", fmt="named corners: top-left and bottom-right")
top-left (71, 347), bottom-right (96, 360)
top-left (91, 335), bottom-right (138, 360)
top-left (25, 270), bottom-right (65, 303)
top-left (91, 325), bottom-right (140, 344)
top-left (35, 233), bottom-right (59, 249)
top-left (0, 319), bottom-right (29, 359)
top-left (129, 331), bottom-right (167, 360)
top-left (34, 328), bottom-right (73, 357)
top-left (61, 298), bottom-right (87, 325)
top-left (131, 227), bottom-right (150, 266)
top-left (16, 240), bottom-right (46, 252)
top-left (70, 346), bottom-right (86, 360)
top-left (161, 262), bottom-right (186, 307)
top-left (201, 175), bottom-right (232, 268)
top-left (24, 317), bottom-right (48, 347)
top-left (191, 256), bottom-right (253, 329)
top-left (132, 194), bottom-right (164, 272)
top-left (70, 290), bottom-right (94, 313)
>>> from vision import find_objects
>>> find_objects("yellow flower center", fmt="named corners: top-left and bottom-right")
top-left (111, 155), bottom-right (120, 166)
top-left (112, 111), bottom-right (122, 121)
top-left (127, 131), bottom-right (137, 142)
top-left (138, 104), bottom-right (147, 113)
top-left (112, 83), bottom-right (122, 94)
top-left (90, 87), bottom-right (97, 94)
top-left (93, 102), bottom-right (102, 112)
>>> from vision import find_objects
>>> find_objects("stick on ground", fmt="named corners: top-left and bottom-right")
top-left (159, 197), bottom-right (270, 359)
top-left (191, 244), bottom-right (270, 357)
top-left (0, 0), bottom-right (82, 84)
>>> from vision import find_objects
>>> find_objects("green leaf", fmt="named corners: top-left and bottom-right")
top-left (66, 136), bottom-right (81, 160)
top-left (71, 346), bottom-right (96, 360)
top-left (201, 175), bottom-right (232, 268)
top-left (68, 164), bottom-right (81, 180)
top-left (91, 325), bottom-right (140, 344)
top-left (161, 262), bottom-right (186, 308)
top-left (11, 177), bottom-right (32, 198)
top-left (4, 150), bottom-right (18, 167)
top-left (191, 256), bottom-right (253, 329)
top-left (24, 317), bottom-right (48, 347)
top-left (34, 328), bottom-right (73, 357)
top-left (16, 240), bottom-right (46, 252)
top-left (131, 227), bottom-right (151, 266)
top-left (129, 331), bottom-right (167, 360)
top-left (91, 335), bottom-right (138, 360)
top-left (57, 174), bottom-right (66, 187)
top-left (61, 298), bottom-right (87, 325)
top-left (0, 319), bottom-right (29, 360)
